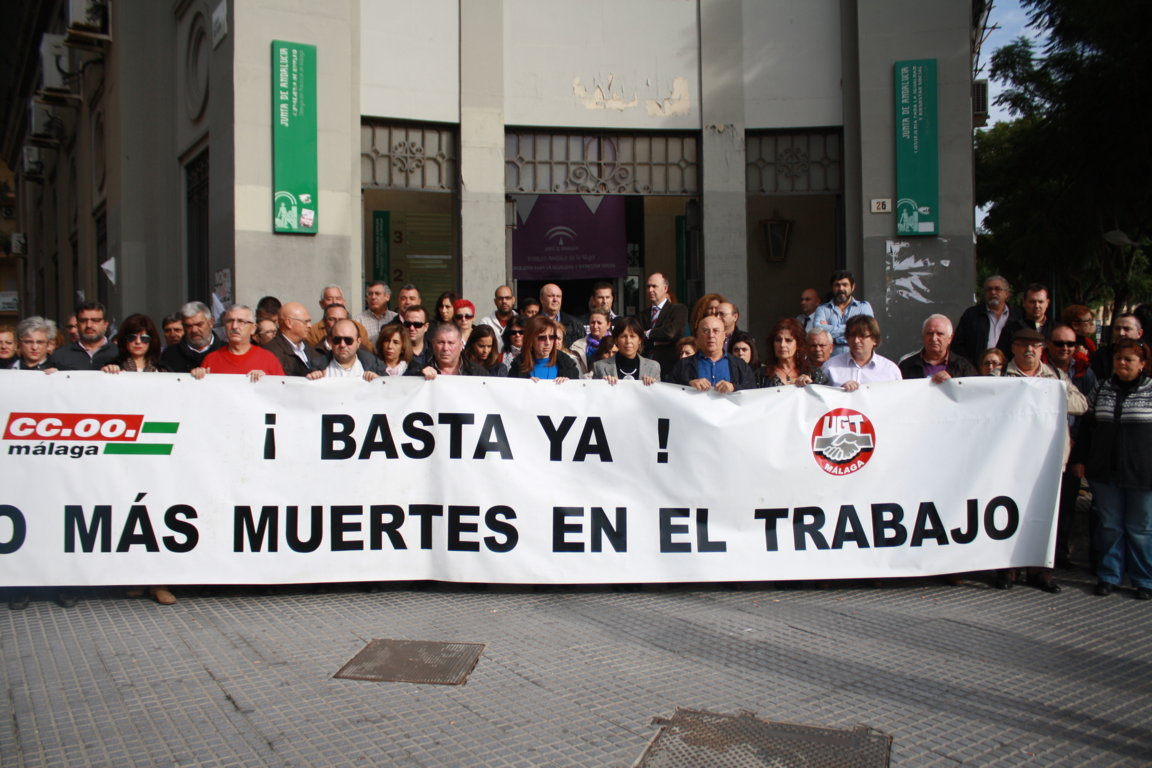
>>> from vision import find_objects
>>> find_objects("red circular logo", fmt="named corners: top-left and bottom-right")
top-left (811, 408), bottom-right (876, 476)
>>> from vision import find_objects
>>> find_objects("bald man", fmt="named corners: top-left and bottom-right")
top-left (263, 301), bottom-right (316, 376)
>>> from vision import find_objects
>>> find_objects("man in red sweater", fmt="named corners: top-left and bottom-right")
top-left (191, 305), bottom-right (284, 380)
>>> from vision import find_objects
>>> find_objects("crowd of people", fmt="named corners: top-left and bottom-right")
top-left (4, 272), bottom-right (1150, 608)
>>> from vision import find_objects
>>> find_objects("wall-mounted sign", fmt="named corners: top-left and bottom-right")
top-left (271, 40), bottom-right (317, 234)
top-left (894, 59), bottom-right (938, 236)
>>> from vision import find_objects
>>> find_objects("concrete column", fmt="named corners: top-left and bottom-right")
top-left (459, 0), bottom-right (507, 301)
top-left (699, 0), bottom-right (748, 319)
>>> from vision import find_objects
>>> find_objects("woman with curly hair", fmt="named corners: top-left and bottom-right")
top-left (762, 317), bottom-right (827, 387)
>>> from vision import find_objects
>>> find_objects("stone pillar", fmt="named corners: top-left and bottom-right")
top-left (459, 0), bottom-right (507, 302)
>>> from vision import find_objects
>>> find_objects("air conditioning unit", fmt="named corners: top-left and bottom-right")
top-left (69, 0), bottom-right (109, 33)
top-left (973, 79), bottom-right (989, 127)
top-left (22, 146), bottom-right (45, 178)
top-left (29, 101), bottom-right (55, 138)
top-left (40, 34), bottom-right (69, 92)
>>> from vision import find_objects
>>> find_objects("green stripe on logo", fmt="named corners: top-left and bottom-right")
top-left (105, 444), bottom-right (174, 455)
top-left (141, 422), bottom-right (179, 434)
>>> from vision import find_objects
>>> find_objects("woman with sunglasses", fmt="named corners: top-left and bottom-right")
top-left (452, 298), bottom-right (476, 345)
top-left (101, 314), bottom-right (166, 373)
top-left (501, 317), bottom-right (526, 368)
top-left (510, 316), bottom-right (578, 382)
top-left (99, 313), bottom-right (175, 605)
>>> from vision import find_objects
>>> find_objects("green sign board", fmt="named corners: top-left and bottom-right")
top-left (894, 59), bottom-right (938, 236)
top-left (272, 40), bottom-right (318, 234)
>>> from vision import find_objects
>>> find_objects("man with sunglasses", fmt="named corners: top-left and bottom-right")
top-left (47, 301), bottom-right (118, 370)
top-left (306, 319), bottom-right (384, 380)
top-left (1046, 322), bottom-right (1097, 568)
top-left (402, 305), bottom-right (433, 370)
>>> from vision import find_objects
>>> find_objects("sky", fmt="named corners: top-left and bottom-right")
top-left (978, 0), bottom-right (1046, 126)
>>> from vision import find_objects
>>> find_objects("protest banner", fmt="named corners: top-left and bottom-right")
top-left (0, 371), bottom-right (1065, 586)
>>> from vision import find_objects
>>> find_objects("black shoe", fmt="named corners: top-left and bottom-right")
top-left (1135, 588), bottom-right (1151, 601)
top-left (54, 590), bottom-right (79, 608)
top-left (1094, 582), bottom-right (1115, 596)
top-left (1036, 579), bottom-right (1062, 594)
top-left (994, 570), bottom-right (1015, 590)
top-left (7, 591), bottom-right (30, 610)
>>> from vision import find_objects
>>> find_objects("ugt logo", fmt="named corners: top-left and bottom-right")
top-left (811, 408), bottom-right (875, 476)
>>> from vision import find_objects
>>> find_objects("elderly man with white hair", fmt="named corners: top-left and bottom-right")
top-left (898, 314), bottom-right (977, 382)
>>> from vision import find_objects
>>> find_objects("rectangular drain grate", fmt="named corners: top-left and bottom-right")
top-left (334, 639), bottom-right (484, 685)
top-left (634, 708), bottom-right (892, 767)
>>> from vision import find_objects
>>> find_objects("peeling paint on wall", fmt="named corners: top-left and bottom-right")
top-left (571, 75), bottom-right (691, 116)
top-left (573, 75), bottom-right (639, 111)
top-left (885, 238), bottom-right (952, 305)
top-left (645, 77), bottom-right (691, 116)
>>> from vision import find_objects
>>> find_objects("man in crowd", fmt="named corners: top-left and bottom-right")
top-left (712, 301), bottom-right (740, 351)
top-left (1000, 283), bottom-right (1053, 353)
top-left (355, 281), bottom-right (396, 346)
top-left (812, 270), bottom-right (874, 357)
top-left (642, 272), bottom-right (689, 380)
top-left (951, 275), bottom-right (1019, 365)
top-left (305, 285), bottom-right (369, 347)
top-left (407, 323), bottom-right (487, 378)
top-left (898, 314), bottom-right (976, 382)
top-left (1000, 327), bottom-right (1087, 591)
top-left (479, 284), bottom-right (516, 350)
top-left (806, 329), bottom-right (833, 368)
top-left (1047, 322), bottom-right (1096, 569)
top-left (264, 302), bottom-right (315, 376)
top-left (62, 314), bottom-right (79, 344)
top-left (161, 314), bottom-right (184, 349)
top-left (822, 315), bottom-right (901, 391)
top-left (520, 297), bottom-right (541, 318)
top-left (1091, 313), bottom-right (1144, 380)
top-left (47, 301), bottom-right (118, 370)
top-left (191, 305), bottom-right (284, 380)
top-left (584, 281), bottom-right (618, 327)
top-left (161, 301), bottom-right (225, 372)
top-left (396, 284), bottom-right (421, 314)
top-left (256, 296), bottom-right (282, 324)
top-left (310, 304), bottom-right (352, 357)
top-left (253, 318), bottom-right (278, 346)
top-left (669, 313), bottom-right (755, 392)
top-left (307, 318), bottom-right (384, 380)
top-left (403, 304), bottom-right (432, 369)
top-left (539, 283), bottom-right (583, 345)
top-left (797, 288), bottom-right (821, 332)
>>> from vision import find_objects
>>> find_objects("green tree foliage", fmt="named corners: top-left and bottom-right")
top-left (975, 0), bottom-right (1152, 314)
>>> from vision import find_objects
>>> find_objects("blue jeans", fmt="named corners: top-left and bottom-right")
top-left (1090, 481), bottom-right (1152, 589)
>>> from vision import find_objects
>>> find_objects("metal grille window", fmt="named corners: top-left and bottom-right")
top-left (506, 132), bottom-right (699, 195)
top-left (361, 121), bottom-right (457, 191)
top-left (746, 130), bottom-right (842, 194)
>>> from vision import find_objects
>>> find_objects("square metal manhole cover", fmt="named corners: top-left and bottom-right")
top-left (334, 639), bottom-right (485, 685)
top-left (634, 708), bottom-right (891, 767)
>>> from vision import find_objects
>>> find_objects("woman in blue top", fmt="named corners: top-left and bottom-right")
top-left (510, 316), bottom-right (578, 382)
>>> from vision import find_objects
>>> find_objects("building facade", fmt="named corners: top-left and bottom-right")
top-left (0, 0), bottom-right (988, 352)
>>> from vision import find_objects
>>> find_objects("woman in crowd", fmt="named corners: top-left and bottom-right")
top-left (452, 299), bottom-right (476, 345)
top-left (592, 316), bottom-right (660, 385)
top-left (594, 334), bottom-right (616, 362)
top-left (570, 308), bottom-right (611, 377)
top-left (11, 316), bottom-right (54, 370)
top-left (464, 324), bottom-right (507, 376)
top-left (98, 313), bottom-right (175, 605)
top-left (978, 348), bottom-right (1007, 376)
top-left (689, 293), bottom-right (725, 337)
top-left (762, 317), bottom-right (827, 387)
top-left (101, 314), bottom-right (165, 373)
top-left (510, 316), bottom-right (577, 382)
top-left (0, 324), bottom-right (17, 367)
top-left (375, 322), bottom-right (412, 376)
top-left (1071, 339), bottom-right (1152, 601)
top-left (434, 291), bottom-right (458, 329)
top-left (501, 316), bottom-right (526, 368)
top-left (728, 330), bottom-right (765, 387)
top-left (1061, 304), bottom-right (1097, 368)
top-left (676, 336), bottom-right (697, 359)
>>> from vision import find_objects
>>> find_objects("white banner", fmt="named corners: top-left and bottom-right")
top-left (0, 371), bottom-right (1066, 586)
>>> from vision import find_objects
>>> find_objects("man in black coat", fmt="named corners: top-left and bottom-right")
top-left (951, 275), bottom-right (1020, 365)
top-left (899, 314), bottom-right (977, 381)
top-left (160, 301), bottom-right (225, 372)
top-left (47, 301), bottom-right (118, 370)
top-left (641, 272), bottom-right (689, 380)
top-left (262, 302), bottom-right (315, 376)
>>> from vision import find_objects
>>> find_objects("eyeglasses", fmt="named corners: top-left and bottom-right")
top-left (20, 338), bottom-right (47, 346)
top-left (454, 314), bottom-right (473, 321)
top-left (332, 336), bottom-right (356, 346)
top-left (538, 334), bottom-right (559, 342)
top-left (1050, 341), bottom-right (1076, 348)
top-left (509, 329), bottom-right (524, 336)
top-left (981, 361), bottom-right (1003, 368)
top-left (402, 320), bottom-right (426, 329)
top-left (126, 333), bottom-right (152, 343)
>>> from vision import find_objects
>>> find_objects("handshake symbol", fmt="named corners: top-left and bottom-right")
top-left (812, 432), bottom-right (874, 463)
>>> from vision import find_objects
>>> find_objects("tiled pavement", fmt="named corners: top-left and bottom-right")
top-left (2, 570), bottom-right (1151, 767)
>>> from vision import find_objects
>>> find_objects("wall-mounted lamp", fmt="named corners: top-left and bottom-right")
top-left (761, 213), bottom-right (793, 263)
